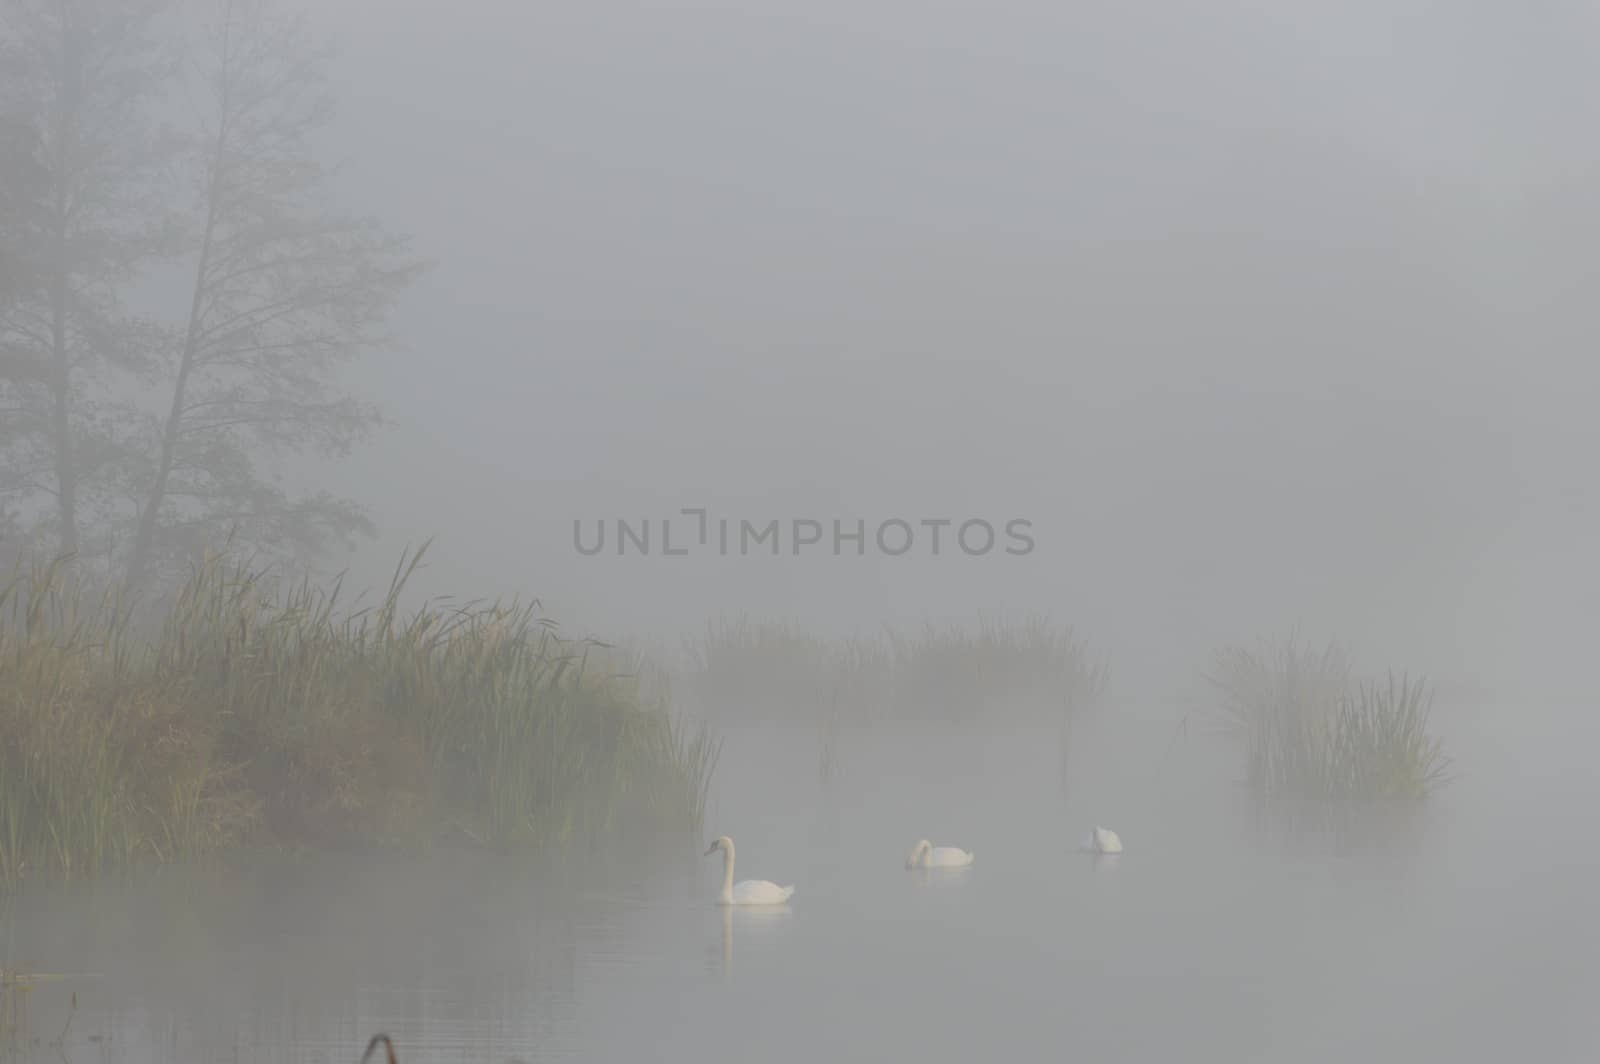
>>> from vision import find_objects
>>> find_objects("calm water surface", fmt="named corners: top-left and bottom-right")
top-left (4, 699), bottom-right (1595, 1063)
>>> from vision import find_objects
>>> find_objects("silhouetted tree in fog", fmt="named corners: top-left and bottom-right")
top-left (0, 0), bottom-right (173, 564)
top-left (120, 0), bottom-right (418, 591)
top-left (0, 0), bottom-right (417, 589)
top-left (0, 111), bottom-right (42, 550)
top-left (0, 114), bottom-right (41, 307)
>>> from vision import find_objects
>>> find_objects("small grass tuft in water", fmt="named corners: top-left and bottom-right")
top-left (1208, 633), bottom-right (1451, 800)
top-left (0, 546), bottom-right (715, 888)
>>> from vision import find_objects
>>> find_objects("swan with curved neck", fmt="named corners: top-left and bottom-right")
top-left (905, 839), bottom-right (975, 868)
top-left (704, 835), bottom-right (795, 905)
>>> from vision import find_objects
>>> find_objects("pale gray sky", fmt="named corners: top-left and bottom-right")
top-left (291, 0), bottom-right (1597, 697)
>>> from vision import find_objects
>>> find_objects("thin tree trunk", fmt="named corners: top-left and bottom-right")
top-left (47, 21), bottom-right (80, 560)
top-left (48, 239), bottom-right (78, 558)
top-left (125, 106), bottom-right (228, 593)
top-left (125, 202), bottom-right (217, 592)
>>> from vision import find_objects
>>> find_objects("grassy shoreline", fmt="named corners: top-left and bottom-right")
top-left (0, 548), bottom-right (716, 889)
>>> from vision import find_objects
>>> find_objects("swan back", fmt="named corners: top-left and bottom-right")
top-left (731, 879), bottom-right (796, 905)
top-left (1080, 826), bottom-right (1123, 854)
top-left (928, 845), bottom-right (975, 867)
top-left (906, 839), bottom-right (973, 868)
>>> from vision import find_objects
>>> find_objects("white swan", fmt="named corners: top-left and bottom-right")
top-left (705, 836), bottom-right (795, 905)
top-left (905, 839), bottom-right (975, 869)
top-left (1079, 826), bottom-right (1123, 854)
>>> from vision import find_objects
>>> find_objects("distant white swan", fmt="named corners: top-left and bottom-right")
top-left (705, 836), bottom-right (795, 905)
top-left (906, 839), bottom-right (975, 869)
top-left (1079, 826), bottom-right (1123, 854)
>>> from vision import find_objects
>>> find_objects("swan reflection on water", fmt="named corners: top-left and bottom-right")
top-left (906, 862), bottom-right (975, 891)
top-left (717, 899), bottom-right (794, 978)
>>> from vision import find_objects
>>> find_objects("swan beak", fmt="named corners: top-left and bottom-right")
top-left (703, 843), bottom-right (717, 855)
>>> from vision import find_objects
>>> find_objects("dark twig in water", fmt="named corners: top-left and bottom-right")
top-left (362, 1033), bottom-right (398, 1064)
top-left (53, 990), bottom-right (75, 1050)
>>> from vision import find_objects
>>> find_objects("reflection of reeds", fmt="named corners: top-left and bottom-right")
top-left (816, 710), bottom-right (839, 785)
top-left (814, 683), bottom-right (850, 785)
top-left (1210, 634), bottom-right (1451, 800)
top-left (1244, 789), bottom-right (1432, 856)
top-left (1057, 713), bottom-right (1073, 803)
top-left (0, 545), bottom-right (716, 888)
top-left (684, 613), bottom-right (1107, 725)
top-left (1, 969), bottom-right (92, 1056)
top-left (0, 968), bottom-right (27, 1055)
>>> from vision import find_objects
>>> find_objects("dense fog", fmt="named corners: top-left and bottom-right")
top-left (2, 2), bottom-right (1597, 1062)
top-left (308, 1), bottom-right (1597, 699)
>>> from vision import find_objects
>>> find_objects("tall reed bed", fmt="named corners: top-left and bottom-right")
top-left (682, 616), bottom-right (891, 722)
top-left (888, 617), bottom-right (1109, 718)
top-left (682, 614), bottom-right (1106, 724)
top-left (0, 548), bottom-right (715, 887)
top-left (1208, 634), bottom-right (1451, 800)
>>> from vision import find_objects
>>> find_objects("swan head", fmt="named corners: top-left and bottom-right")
top-left (704, 835), bottom-right (732, 856)
top-left (905, 839), bottom-right (932, 868)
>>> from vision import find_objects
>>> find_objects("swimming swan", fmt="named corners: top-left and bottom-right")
top-left (705, 836), bottom-right (795, 905)
top-left (1079, 826), bottom-right (1123, 854)
top-left (905, 839), bottom-right (975, 868)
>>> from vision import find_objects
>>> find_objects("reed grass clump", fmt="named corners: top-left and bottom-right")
top-left (683, 613), bottom-right (1106, 723)
top-left (0, 547), bottom-right (715, 888)
top-left (683, 616), bottom-right (895, 723)
top-left (887, 617), bottom-right (1109, 719)
top-left (1209, 634), bottom-right (1451, 800)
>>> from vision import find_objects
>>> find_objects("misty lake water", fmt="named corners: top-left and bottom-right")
top-left (4, 698), bottom-right (1595, 1063)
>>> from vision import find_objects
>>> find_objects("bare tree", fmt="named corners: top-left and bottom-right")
top-left (121, 0), bottom-right (418, 590)
top-left (0, 111), bottom-right (41, 555)
top-left (0, 114), bottom-right (42, 308)
top-left (0, 0), bottom-right (173, 563)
